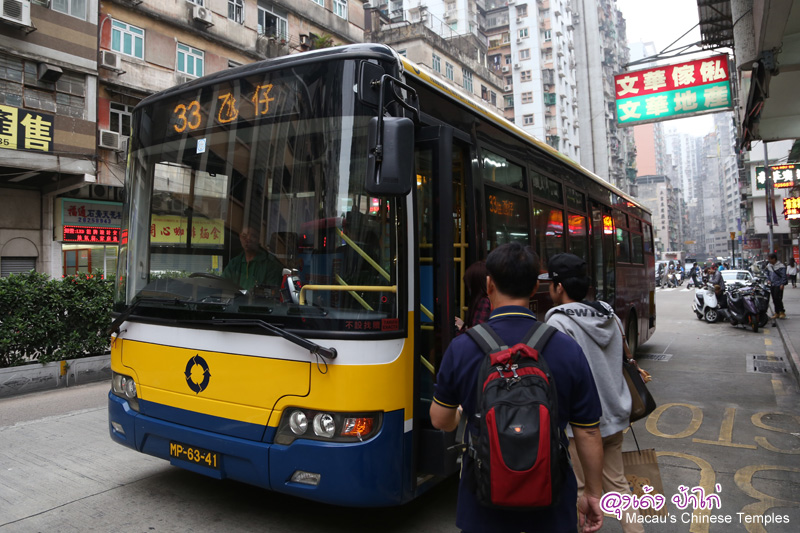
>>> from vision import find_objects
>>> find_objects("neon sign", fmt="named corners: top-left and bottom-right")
top-left (63, 225), bottom-right (120, 243)
top-left (784, 197), bottom-right (800, 220)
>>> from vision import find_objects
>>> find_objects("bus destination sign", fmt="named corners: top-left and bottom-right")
top-left (172, 84), bottom-right (277, 133)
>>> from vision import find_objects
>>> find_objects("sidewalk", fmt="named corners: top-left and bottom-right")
top-left (775, 282), bottom-right (800, 383)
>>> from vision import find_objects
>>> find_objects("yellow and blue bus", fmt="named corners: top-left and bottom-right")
top-left (108, 43), bottom-right (655, 506)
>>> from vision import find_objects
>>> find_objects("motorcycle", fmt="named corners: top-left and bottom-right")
top-left (692, 283), bottom-right (728, 323)
top-left (726, 285), bottom-right (761, 332)
top-left (664, 270), bottom-right (678, 288)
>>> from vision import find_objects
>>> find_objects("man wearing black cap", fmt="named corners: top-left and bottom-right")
top-left (543, 253), bottom-right (644, 533)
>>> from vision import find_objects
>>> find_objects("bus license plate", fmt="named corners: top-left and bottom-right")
top-left (169, 441), bottom-right (220, 470)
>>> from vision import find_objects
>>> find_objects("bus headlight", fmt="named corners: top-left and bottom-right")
top-left (313, 413), bottom-right (335, 438)
top-left (112, 372), bottom-right (140, 412)
top-left (275, 408), bottom-right (382, 445)
top-left (289, 410), bottom-right (308, 435)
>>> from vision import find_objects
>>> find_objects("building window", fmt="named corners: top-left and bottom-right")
top-left (490, 91), bottom-right (497, 106)
top-left (521, 91), bottom-right (533, 104)
top-left (521, 70), bottom-right (532, 82)
top-left (504, 95), bottom-right (514, 108)
top-left (398, 49), bottom-right (407, 57)
top-left (228, 0), bottom-right (244, 24)
top-left (462, 69), bottom-right (473, 93)
top-left (504, 54), bottom-right (512, 64)
top-left (52, 0), bottom-right (87, 20)
top-left (519, 28), bottom-right (529, 39)
top-left (432, 54), bottom-right (441, 73)
top-left (333, 0), bottom-right (347, 19)
top-left (177, 43), bottom-right (204, 78)
top-left (445, 62), bottom-right (454, 81)
top-left (111, 20), bottom-right (144, 59)
top-left (519, 49), bottom-right (530, 60)
top-left (258, 5), bottom-right (288, 40)
top-left (523, 114), bottom-right (534, 126)
top-left (311, 0), bottom-right (323, 6)
top-left (543, 29), bottom-right (551, 41)
top-left (13, 59), bottom-right (86, 119)
top-left (516, 5), bottom-right (528, 17)
top-left (187, 0), bottom-right (204, 5)
top-left (110, 102), bottom-right (134, 137)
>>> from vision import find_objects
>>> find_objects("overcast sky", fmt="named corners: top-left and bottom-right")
top-left (615, 0), bottom-right (716, 136)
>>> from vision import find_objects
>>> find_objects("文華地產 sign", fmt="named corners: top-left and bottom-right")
top-left (615, 54), bottom-right (732, 127)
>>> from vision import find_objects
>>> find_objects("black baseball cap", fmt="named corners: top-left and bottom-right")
top-left (538, 253), bottom-right (588, 282)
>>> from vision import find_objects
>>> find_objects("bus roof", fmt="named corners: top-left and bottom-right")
top-left (398, 56), bottom-right (650, 215)
top-left (135, 43), bottom-right (647, 215)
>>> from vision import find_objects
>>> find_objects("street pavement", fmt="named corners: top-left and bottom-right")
top-left (1, 285), bottom-right (799, 531)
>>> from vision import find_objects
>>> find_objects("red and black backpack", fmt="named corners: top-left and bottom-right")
top-left (466, 320), bottom-right (567, 509)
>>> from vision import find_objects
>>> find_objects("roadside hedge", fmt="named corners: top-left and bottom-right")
top-left (0, 272), bottom-right (113, 368)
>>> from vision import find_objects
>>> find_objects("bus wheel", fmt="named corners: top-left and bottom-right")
top-left (625, 313), bottom-right (638, 357)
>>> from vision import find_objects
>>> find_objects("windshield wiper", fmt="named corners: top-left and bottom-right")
top-left (109, 297), bottom-right (224, 335)
top-left (209, 318), bottom-right (338, 360)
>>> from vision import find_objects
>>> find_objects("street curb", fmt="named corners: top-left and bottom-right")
top-left (775, 319), bottom-right (800, 384)
top-left (0, 354), bottom-right (110, 399)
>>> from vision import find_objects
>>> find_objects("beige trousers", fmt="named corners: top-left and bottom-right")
top-left (569, 431), bottom-right (645, 533)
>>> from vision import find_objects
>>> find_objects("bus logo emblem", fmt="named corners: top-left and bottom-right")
top-left (184, 354), bottom-right (211, 394)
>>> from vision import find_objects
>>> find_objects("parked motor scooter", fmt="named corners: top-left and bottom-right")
top-left (726, 285), bottom-right (762, 332)
top-left (692, 283), bottom-right (728, 323)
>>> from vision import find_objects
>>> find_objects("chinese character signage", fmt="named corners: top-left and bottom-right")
top-left (615, 54), bottom-right (732, 127)
top-left (56, 198), bottom-right (123, 242)
top-left (63, 226), bottom-right (120, 243)
top-left (784, 197), bottom-right (800, 220)
top-left (151, 215), bottom-right (224, 246)
top-left (755, 164), bottom-right (797, 190)
top-left (0, 105), bottom-right (55, 152)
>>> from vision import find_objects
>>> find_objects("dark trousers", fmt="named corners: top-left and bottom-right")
top-left (771, 286), bottom-right (785, 314)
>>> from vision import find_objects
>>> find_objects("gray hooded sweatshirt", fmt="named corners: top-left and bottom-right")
top-left (545, 300), bottom-right (631, 437)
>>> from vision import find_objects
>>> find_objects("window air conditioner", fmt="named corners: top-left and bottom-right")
top-left (0, 0), bottom-right (31, 28)
top-left (100, 50), bottom-right (120, 71)
top-left (514, 63), bottom-right (521, 69)
top-left (99, 130), bottom-right (121, 151)
top-left (193, 5), bottom-right (214, 26)
top-left (504, 85), bottom-right (512, 92)
top-left (516, 17), bottom-right (523, 23)
top-left (502, 65), bottom-right (510, 73)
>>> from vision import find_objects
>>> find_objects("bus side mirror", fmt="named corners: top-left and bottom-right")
top-left (366, 116), bottom-right (414, 196)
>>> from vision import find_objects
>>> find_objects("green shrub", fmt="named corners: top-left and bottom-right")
top-left (0, 272), bottom-right (113, 368)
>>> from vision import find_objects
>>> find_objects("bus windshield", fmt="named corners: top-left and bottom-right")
top-left (114, 59), bottom-right (402, 333)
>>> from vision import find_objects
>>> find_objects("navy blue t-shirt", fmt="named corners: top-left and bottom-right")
top-left (433, 306), bottom-right (602, 533)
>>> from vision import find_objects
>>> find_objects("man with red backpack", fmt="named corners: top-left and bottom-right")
top-left (430, 243), bottom-right (605, 533)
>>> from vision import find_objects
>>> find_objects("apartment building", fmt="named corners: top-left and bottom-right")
top-left (0, 0), bottom-right (99, 277)
top-left (574, 0), bottom-right (635, 193)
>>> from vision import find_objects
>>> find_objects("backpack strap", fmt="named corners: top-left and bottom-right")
top-left (467, 320), bottom-right (556, 356)
top-left (520, 321), bottom-right (557, 353)
top-left (466, 322), bottom-right (508, 355)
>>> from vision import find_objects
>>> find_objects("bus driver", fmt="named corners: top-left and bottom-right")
top-left (222, 225), bottom-right (284, 291)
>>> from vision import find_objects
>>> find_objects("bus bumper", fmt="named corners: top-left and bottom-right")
top-left (108, 392), bottom-right (410, 506)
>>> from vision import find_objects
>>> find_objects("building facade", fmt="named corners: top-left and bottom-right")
top-left (0, 1), bottom-right (99, 277)
top-left (574, 0), bottom-right (635, 193)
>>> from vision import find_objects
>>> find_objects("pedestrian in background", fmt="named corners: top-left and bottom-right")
top-left (454, 260), bottom-right (490, 334)
top-left (430, 243), bottom-right (605, 533)
top-left (766, 253), bottom-right (788, 318)
top-left (543, 253), bottom-right (644, 533)
top-left (787, 258), bottom-right (797, 288)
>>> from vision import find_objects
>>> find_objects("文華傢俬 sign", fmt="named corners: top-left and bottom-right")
top-left (615, 54), bottom-right (733, 127)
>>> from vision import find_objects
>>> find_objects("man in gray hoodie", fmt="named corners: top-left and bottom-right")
top-left (543, 253), bottom-right (644, 533)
